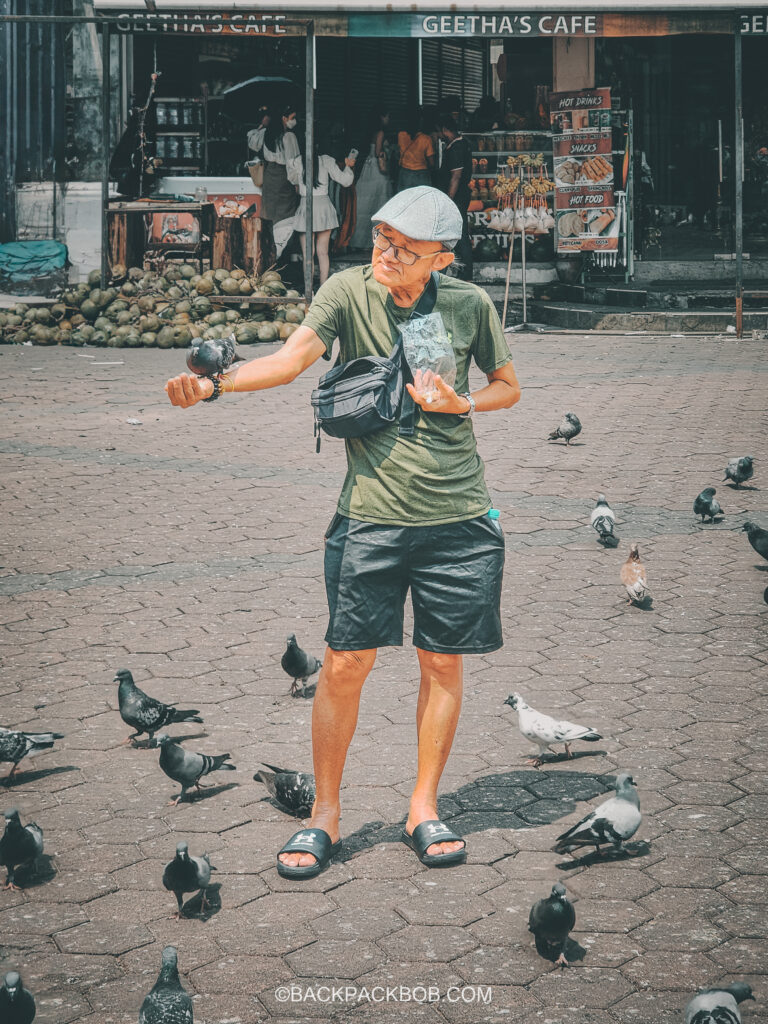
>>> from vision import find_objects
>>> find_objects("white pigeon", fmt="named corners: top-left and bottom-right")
top-left (504, 693), bottom-right (602, 767)
top-left (554, 773), bottom-right (641, 857)
top-left (685, 982), bottom-right (754, 1024)
top-left (590, 493), bottom-right (618, 546)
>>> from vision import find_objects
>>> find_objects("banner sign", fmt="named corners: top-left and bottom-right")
top-left (550, 89), bottom-right (618, 253)
top-left (115, 12), bottom-right (290, 34)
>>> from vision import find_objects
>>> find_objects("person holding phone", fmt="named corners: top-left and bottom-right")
top-left (247, 104), bottom-right (301, 257)
top-left (290, 131), bottom-right (356, 285)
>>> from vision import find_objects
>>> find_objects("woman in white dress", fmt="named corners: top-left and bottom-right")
top-left (348, 106), bottom-right (393, 250)
top-left (290, 135), bottom-right (355, 284)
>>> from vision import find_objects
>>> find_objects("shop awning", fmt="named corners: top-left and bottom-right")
top-left (89, 0), bottom-right (768, 10)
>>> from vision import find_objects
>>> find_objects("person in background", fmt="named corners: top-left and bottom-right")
top-left (437, 115), bottom-right (473, 282)
top-left (290, 131), bottom-right (356, 285)
top-left (247, 104), bottom-right (301, 257)
top-left (349, 106), bottom-right (393, 249)
top-left (397, 110), bottom-right (435, 192)
top-left (471, 95), bottom-right (502, 133)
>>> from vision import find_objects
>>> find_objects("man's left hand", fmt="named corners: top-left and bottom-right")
top-left (406, 373), bottom-right (469, 415)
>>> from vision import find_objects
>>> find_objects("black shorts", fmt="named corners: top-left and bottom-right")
top-left (323, 513), bottom-right (505, 654)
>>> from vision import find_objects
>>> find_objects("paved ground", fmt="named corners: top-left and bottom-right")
top-left (0, 332), bottom-right (766, 1024)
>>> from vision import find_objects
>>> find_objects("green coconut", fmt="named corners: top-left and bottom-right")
top-left (137, 296), bottom-right (155, 313)
top-left (87, 269), bottom-right (102, 287)
top-left (31, 325), bottom-right (55, 345)
top-left (175, 299), bottom-right (192, 315)
top-left (257, 323), bottom-right (280, 343)
top-left (128, 266), bottom-right (144, 281)
top-left (156, 326), bottom-right (175, 349)
top-left (219, 278), bottom-right (240, 295)
top-left (173, 326), bottom-right (192, 348)
top-left (80, 300), bottom-right (98, 321)
top-left (117, 310), bottom-right (133, 326)
top-left (140, 331), bottom-right (157, 346)
top-left (35, 308), bottom-right (54, 325)
top-left (235, 324), bottom-right (258, 344)
top-left (70, 313), bottom-right (85, 328)
top-left (125, 331), bottom-right (142, 347)
top-left (238, 279), bottom-right (253, 295)
top-left (195, 277), bottom-right (214, 296)
top-left (51, 303), bottom-right (67, 320)
top-left (214, 268), bottom-right (230, 283)
top-left (121, 281), bottom-right (137, 298)
top-left (94, 317), bottom-right (111, 332)
top-left (285, 289), bottom-right (301, 299)
top-left (285, 307), bottom-right (304, 324)
top-left (225, 310), bottom-right (240, 323)
top-left (111, 263), bottom-right (127, 281)
top-left (179, 264), bottom-right (196, 279)
top-left (207, 311), bottom-right (227, 327)
top-left (280, 322), bottom-right (299, 340)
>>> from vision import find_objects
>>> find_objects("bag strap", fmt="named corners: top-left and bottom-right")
top-left (395, 270), bottom-right (440, 437)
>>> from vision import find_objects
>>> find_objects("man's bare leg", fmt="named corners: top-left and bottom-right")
top-left (405, 650), bottom-right (465, 858)
top-left (278, 647), bottom-right (376, 869)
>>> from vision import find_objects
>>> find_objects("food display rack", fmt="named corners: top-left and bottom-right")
top-left (155, 97), bottom-right (207, 175)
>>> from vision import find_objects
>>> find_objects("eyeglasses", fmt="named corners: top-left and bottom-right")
top-left (372, 227), bottom-right (443, 266)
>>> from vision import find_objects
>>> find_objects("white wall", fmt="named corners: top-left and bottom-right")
top-left (16, 182), bottom-right (103, 283)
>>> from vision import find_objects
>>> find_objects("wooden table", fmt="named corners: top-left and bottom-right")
top-left (107, 200), bottom-right (215, 272)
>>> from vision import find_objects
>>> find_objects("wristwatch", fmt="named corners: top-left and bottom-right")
top-left (458, 392), bottom-right (475, 419)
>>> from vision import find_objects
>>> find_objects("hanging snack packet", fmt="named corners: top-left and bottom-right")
top-left (398, 312), bottom-right (456, 404)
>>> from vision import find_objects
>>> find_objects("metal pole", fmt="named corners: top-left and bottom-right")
top-left (101, 22), bottom-right (111, 287)
top-left (418, 39), bottom-right (423, 106)
top-left (521, 228), bottom-right (528, 325)
top-left (735, 30), bottom-right (744, 338)
top-left (303, 19), bottom-right (314, 304)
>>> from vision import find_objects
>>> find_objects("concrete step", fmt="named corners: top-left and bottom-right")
top-left (527, 300), bottom-right (767, 333)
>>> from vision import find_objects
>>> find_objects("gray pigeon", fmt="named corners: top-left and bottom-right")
top-left (685, 982), bottom-right (755, 1024)
top-left (503, 694), bottom-right (602, 766)
top-left (281, 635), bottom-right (322, 697)
top-left (590, 493), bottom-right (618, 547)
top-left (253, 763), bottom-right (316, 816)
top-left (162, 840), bottom-right (215, 919)
top-left (114, 670), bottom-right (202, 747)
top-left (554, 773), bottom-right (641, 857)
top-left (0, 727), bottom-right (64, 783)
top-left (156, 734), bottom-right (235, 806)
top-left (724, 456), bottom-right (754, 488)
top-left (743, 521), bottom-right (768, 562)
top-left (693, 487), bottom-right (723, 523)
top-left (185, 335), bottom-right (242, 377)
top-left (0, 971), bottom-right (36, 1024)
top-left (548, 411), bottom-right (582, 445)
top-left (139, 946), bottom-right (193, 1024)
top-left (528, 882), bottom-right (576, 967)
top-left (0, 809), bottom-right (44, 890)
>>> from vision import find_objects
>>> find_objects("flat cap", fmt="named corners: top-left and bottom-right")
top-left (372, 186), bottom-right (463, 249)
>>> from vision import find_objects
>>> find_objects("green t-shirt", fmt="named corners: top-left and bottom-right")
top-left (303, 265), bottom-right (513, 526)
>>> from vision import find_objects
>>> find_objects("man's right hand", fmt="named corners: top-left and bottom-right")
top-left (165, 373), bottom-right (214, 408)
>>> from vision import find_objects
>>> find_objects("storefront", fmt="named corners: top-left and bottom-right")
top-left (3, 2), bottom-right (767, 323)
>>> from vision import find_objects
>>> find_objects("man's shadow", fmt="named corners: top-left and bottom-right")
top-left (335, 767), bottom-right (621, 860)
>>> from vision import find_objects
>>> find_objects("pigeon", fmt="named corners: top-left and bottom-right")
top-left (590, 494), bottom-right (619, 547)
top-left (693, 487), bottom-right (723, 523)
top-left (281, 635), bottom-right (322, 698)
top-left (185, 335), bottom-right (242, 377)
top-left (0, 971), bottom-right (36, 1024)
top-left (684, 982), bottom-right (755, 1024)
top-left (114, 669), bottom-right (203, 747)
top-left (620, 543), bottom-right (651, 605)
top-left (528, 882), bottom-right (576, 967)
top-left (0, 809), bottom-right (44, 890)
top-left (504, 693), bottom-right (602, 767)
top-left (253, 763), bottom-right (316, 816)
top-left (156, 734), bottom-right (236, 806)
top-left (743, 521), bottom-right (768, 562)
top-left (0, 727), bottom-right (64, 783)
top-left (139, 946), bottom-right (193, 1024)
top-left (724, 456), bottom-right (754, 488)
top-left (162, 840), bottom-right (215, 919)
top-left (548, 411), bottom-right (582, 445)
top-left (764, 585), bottom-right (768, 605)
top-left (554, 773), bottom-right (641, 857)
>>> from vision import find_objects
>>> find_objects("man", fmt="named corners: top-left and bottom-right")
top-left (165, 186), bottom-right (521, 878)
top-left (437, 116), bottom-right (473, 282)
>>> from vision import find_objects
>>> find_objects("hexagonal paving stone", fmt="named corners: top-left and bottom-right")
top-left (631, 917), bottom-right (728, 952)
top-left (411, 864), bottom-right (505, 897)
top-left (566, 867), bottom-right (657, 901)
top-left (452, 943), bottom-right (544, 986)
top-left (310, 908), bottom-right (404, 942)
top-left (530, 967), bottom-right (633, 1008)
top-left (717, 875), bottom-right (768, 905)
top-left (379, 925), bottom-right (478, 962)
top-left (55, 918), bottom-right (153, 956)
top-left (573, 898), bottom-right (650, 934)
top-left (395, 893), bottom-right (493, 928)
top-left (708, 938), bottom-right (768, 973)
top-left (620, 951), bottom-right (720, 991)
top-left (0, 901), bottom-right (87, 936)
top-left (286, 939), bottom-right (384, 979)
top-left (645, 857), bottom-right (736, 888)
top-left (189, 954), bottom-right (290, 994)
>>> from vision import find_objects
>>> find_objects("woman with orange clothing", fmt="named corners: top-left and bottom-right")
top-left (397, 111), bottom-right (435, 192)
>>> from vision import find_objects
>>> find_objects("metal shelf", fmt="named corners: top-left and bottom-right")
top-left (156, 130), bottom-right (203, 136)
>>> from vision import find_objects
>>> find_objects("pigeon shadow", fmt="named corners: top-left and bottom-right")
top-left (173, 782), bottom-right (239, 805)
top-left (534, 935), bottom-right (587, 966)
top-left (182, 881), bottom-right (222, 921)
top-left (15, 853), bottom-right (56, 889)
top-left (627, 597), bottom-right (654, 612)
top-left (290, 684), bottom-right (316, 700)
top-left (2, 765), bottom-right (78, 786)
top-left (526, 749), bottom-right (609, 767)
top-left (336, 769), bottom-right (624, 861)
top-left (548, 441), bottom-right (585, 448)
top-left (753, 563), bottom-right (768, 572)
top-left (555, 839), bottom-right (651, 871)
top-left (147, 731), bottom-right (208, 748)
top-left (254, 794), bottom-right (311, 818)
top-left (725, 483), bottom-right (758, 491)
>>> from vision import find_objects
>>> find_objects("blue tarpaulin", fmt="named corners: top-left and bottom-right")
top-left (0, 241), bottom-right (68, 282)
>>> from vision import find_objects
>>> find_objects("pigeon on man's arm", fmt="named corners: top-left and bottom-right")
top-left (548, 411), bottom-right (582, 445)
top-left (0, 809), bottom-right (44, 891)
top-left (0, 727), bottom-right (64, 783)
top-left (162, 840), bottom-right (215, 919)
top-left (0, 971), bottom-right (36, 1024)
top-left (693, 487), bottom-right (723, 523)
top-left (504, 693), bottom-right (602, 767)
top-left (529, 883), bottom-right (576, 967)
top-left (157, 734), bottom-right (235, 806)
top-left (139, 946), bottom-right (193, 1024)
top-left (684, 982), bottom-right (755, 1024)
top-left (253, 764), bottom-right (316, 816)
top-left (186, 335), bottom-right (243, 377)
top-left (553, 773), bottom-right (641, 858)
top-left (281, 635), bottom-right (322, 698)
top-left (114, 670), bottom-right (202, 747)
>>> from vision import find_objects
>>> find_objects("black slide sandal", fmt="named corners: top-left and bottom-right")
top-left (276, 828), bottom-right (342, 879)
top-left (401, 819), bottom-right (466, 867)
